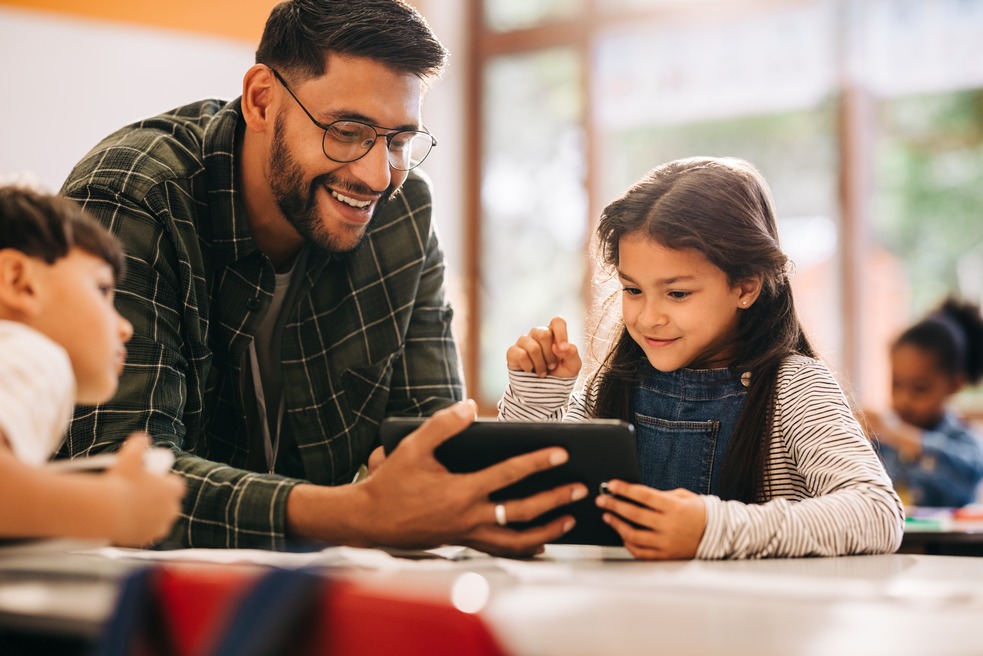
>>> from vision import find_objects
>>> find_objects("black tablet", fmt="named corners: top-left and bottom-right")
top-left (379, 418), bottom-right (639, 547)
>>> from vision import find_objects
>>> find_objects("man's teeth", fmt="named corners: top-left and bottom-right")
top-left (331, 190), bottom-right (371, 209)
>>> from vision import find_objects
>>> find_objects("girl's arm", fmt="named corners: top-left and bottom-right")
top-left (497, 369), bottom-right (589, 421)
top-left (697, 356), bottom-right (904, 559)
top-left (0, 434), bottom-right (185, 547)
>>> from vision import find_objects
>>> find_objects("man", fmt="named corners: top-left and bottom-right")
top-left (61, 0), bottom-right (583, 555)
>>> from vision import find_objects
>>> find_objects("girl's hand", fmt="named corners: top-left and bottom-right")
top-left (596, 481), bottom-right (706, 560)
top-left (506, 316), bottom-right (582, 379)
top-left (105, 433), bottom-right (186, 547)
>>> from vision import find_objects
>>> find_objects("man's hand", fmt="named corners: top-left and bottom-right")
top-left (288, 401), bottom-right (586, 558)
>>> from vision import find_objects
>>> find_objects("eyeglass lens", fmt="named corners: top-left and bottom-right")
top-left (322, 121), bottom-right (434, 171)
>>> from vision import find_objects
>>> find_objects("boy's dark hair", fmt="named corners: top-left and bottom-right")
top-left (0, 185), bottom-right (124, 279)
top-left (255, 0), bottom-right (448, 83)
top-left (586, 157), bottom-right (816, 504)
top-left (895, 296), bottom-right (983, 385)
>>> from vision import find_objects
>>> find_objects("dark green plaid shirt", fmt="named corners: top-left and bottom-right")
top-left (61, 98), bottom-right (464, 549)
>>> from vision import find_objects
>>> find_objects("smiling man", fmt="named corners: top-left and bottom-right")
top-left (59, 0), bottom-right (583, 555)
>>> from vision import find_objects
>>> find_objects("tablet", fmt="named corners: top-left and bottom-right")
top-left (379, 418), bottom-right (639, 546)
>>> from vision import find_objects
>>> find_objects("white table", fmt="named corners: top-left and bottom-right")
top-left (0, 542), bottom-right (981, 655)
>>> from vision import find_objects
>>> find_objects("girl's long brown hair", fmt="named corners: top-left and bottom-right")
top-left (585, 157), bottom-right (815, 503)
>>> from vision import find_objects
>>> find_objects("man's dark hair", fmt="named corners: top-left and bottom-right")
top-left (255, 0), bottom-right (448, 82)
top-left (0, 185), bottom-right (125, 279)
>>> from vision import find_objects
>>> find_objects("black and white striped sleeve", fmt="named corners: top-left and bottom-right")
top-left (496, 370), bottom-right (590, 422)
top-left (697, 356), bottom-right (904, 559)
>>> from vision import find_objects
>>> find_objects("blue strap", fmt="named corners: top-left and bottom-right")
top-left (208, 567), bottom-right (326, 656)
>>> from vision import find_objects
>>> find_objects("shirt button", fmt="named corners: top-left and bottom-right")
top-left (246, 297), bottom-right (262, 311)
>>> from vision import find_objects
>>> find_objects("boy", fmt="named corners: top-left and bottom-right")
top-left (0, 185), bottom-right (184, 547)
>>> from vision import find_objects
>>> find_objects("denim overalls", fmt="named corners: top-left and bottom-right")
top-left (630, 364), bottom-right (749, 494)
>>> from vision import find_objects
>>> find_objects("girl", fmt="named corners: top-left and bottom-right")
top-left (866, 298), bottom-right (983, 508)
top-left (500, 157), bottom-right (904, 560)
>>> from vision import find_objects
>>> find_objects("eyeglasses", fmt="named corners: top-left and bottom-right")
top-left (270, 68), bottom-right (436, 172)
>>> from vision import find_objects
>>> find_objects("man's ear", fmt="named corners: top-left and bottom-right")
top-left (0, 249), bottom-right (43, 318)
top-left (241, 64), bottom-right (278, 134)
top-left (736, 275), bottom-right (764, 309)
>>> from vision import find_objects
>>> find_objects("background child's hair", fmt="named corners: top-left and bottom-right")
top-left (895, 297), bottom-right (983, 385)
top-left (0, 185), bottom-right (124, 279)
top-left (585, 157), bottom-right (815, 503)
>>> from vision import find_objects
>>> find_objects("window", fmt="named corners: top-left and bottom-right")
top-left (466, 0), bottom-right (983, 414)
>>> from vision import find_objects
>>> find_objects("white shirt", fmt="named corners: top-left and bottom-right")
top-left (0, 321), bottom-right (75, 465)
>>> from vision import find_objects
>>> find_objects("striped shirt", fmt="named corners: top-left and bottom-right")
top-left (499, 354), bottom-right (904, 559)
top-left (60, 98), bottom-right (464, 549)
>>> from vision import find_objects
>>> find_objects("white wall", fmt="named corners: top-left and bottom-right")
top-left (0, 6), bottom-right (252, 191)
top-left (0, 3), bottom-right (467, 275)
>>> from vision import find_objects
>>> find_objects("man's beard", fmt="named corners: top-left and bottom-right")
top-left (268, 114), bottom-right (396, 254)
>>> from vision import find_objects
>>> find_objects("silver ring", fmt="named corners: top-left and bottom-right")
top-left (494, 503), bottom-right (508, 527)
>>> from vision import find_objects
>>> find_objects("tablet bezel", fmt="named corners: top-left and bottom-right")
top-left (379, 418), bottom-right (639, 546)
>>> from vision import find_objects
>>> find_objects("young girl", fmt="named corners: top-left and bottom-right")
top-left (866, 298), bottom-right (983, 508)
top-left (500, 157), bottom-right (904, 560)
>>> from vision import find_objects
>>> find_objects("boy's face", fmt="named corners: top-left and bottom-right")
top-left (29, 248), bottom-right (133, 405)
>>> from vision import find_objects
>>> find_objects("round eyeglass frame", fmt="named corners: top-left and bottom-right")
top-left (269, 67), bottom-right (437, 172)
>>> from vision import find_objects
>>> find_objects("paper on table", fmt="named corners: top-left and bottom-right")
top-left (75, 545), bottom-right (478, 570)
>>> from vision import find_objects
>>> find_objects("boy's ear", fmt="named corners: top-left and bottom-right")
top-left (736, 275), bottom-right (764, 309)
top-left (0, 249), bottom-right (43, 318)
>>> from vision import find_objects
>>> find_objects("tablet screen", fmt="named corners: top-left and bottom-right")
top-left (379, 418), bottom-right (639, 546)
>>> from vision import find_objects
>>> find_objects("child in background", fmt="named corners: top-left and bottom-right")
top-left (0, 185), bottom-right (185, 547)
top-left (500, 157), bottom-right (903, 560)
top-left (866, 298), bottom-right (983, 508)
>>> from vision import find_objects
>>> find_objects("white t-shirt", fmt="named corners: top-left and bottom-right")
top-left (0, 321), bottom-right (75, 465)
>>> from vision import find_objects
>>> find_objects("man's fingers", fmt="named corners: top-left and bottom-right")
top-left (469, 446), bottom-right (569, 496)
top-left (466, 515), bottom-right (577, 558)
top-left (399, 401), bottom-right (477, 455)
top-left (489, 483), bottom-right (587, 526)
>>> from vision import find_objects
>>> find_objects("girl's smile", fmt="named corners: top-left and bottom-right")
top-left (618, 233), bottom-right (758, 372)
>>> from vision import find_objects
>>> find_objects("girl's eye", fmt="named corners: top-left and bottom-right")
top-left (98, 284), bottom-right (114, 298)
top-left (668, 291), bottom-right (690, 300)
top-left (622, 286), bottom-right (642, 296)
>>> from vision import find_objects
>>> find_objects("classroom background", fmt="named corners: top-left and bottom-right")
top-left (2, 0), bottom-right (982, 419)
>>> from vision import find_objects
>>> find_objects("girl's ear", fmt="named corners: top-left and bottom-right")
top-left (0, 249), bottom-right (43, 318)
top-left (736, 275), bottom-right (764, 309)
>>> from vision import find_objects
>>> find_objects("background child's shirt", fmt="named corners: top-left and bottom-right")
top-left (878, 412), bottom-right (983, 508)
top-left (0, 320), bottom-right (75, 464)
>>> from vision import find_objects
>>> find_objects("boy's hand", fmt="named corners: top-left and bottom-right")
top-left (506, 316), bottom-right (582, 379)
top-left (106, 433), bottom-right (185, 547)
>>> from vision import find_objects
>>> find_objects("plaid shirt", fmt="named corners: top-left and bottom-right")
top-left (60, 99), bottom-right (464, 549)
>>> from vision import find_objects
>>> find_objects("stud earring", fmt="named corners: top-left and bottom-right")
top-left (742, 300), bottom-right (748, 306)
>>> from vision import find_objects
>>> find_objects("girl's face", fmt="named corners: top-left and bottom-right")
top-left (890, 342), bottom-right (962, 430)
top-left (618, 233), bottom-right (756, 371)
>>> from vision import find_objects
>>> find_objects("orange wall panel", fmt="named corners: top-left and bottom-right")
top-left (0, 0), bottom-right (279, 43)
